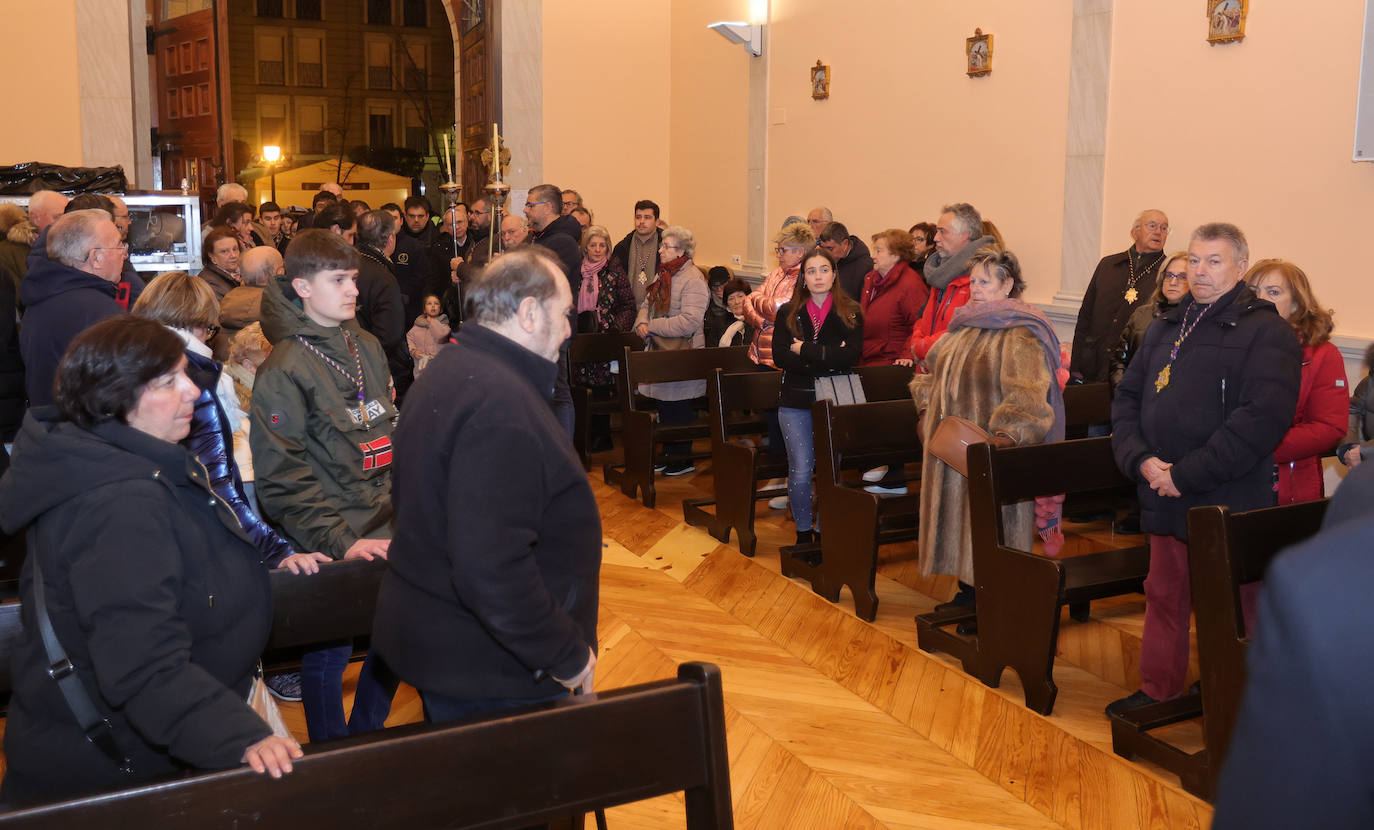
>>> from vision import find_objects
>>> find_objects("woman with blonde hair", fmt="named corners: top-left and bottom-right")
top-left (743, 221), bottom-right (814, 469)
top-left (1244, 259), bottom-right (1346, 503)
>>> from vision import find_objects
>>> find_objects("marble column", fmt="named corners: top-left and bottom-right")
top-left (501, 0), bottom-right (544, 193)
top-left (75, 0), bottom-right (137, 183)
top-left (744, 8), bottom-right (769, 277)
top-left (1046, 0), bottom-right (1113, 337)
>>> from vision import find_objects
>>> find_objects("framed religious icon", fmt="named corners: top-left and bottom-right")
top-left (966, 29), bottom-right (992, 77)
top-left (1207, 0), bottom-right (1247, 45)
top-left (811, 60), bottom-right (830, 100)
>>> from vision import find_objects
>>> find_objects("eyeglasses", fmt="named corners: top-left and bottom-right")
top-left (470, 208), bottom-right (489, 216)
top-left (774, 245), bottom-right (804, 256)
top-left (561, 201), bottom-right (578, 208)
top-left (1162, 271), bottom-right (1188, 282)
top-left (92, 243), bottom-right (128, 254)
top-left (1142, 222), bottom-right (1169, 233)
top-left (524, 200), bottom-right (550, 210)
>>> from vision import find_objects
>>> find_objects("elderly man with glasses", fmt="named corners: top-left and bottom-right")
top-left (1070, 209), bottom-right (1171, 384)
top-left (19, 209), bottom-right (129, 407)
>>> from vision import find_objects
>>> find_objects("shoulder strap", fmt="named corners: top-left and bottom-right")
top-left (29, 529), bottom-right (134, 774)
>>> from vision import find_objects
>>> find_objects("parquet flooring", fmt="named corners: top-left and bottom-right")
top-left (0, 446), bottom-right (1212, 828)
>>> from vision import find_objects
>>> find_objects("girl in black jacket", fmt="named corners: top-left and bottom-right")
top-left (772, 248), bottom-right (863, 547)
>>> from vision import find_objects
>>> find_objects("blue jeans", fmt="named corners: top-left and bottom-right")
top-left (300, 643), bottom-right (398, 742)
top-left (420, 689), bottom-right (568, 724)
top-left (778, 405), bottom-right (815, 531)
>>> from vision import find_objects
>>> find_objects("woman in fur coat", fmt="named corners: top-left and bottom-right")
top-left (910, 249), bottom-right (1065, 608)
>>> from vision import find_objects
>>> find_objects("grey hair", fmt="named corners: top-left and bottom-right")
top-left (216, 183), bottom-right (247, 204)
top-left (356, 209), bottom-right (397, 250)
top-left (810, 206), bottom-right (833, 223)
top-left (1131, 209), bottom-right (1168, 232)
top-left (1191, 222), bottom-right (1249, 263)
top-left (661, 225), bottom-right (696, 258)
top-left (239, 246), bottom-right (282, 287)
top-left (581, 224), bottom-right (613, 253)
top-left (466, 247), bottom-right (562, 326)
top-left (47, 209), bottom-right (112, 268)
top-left (940, 202), bottom-right (984, 239)
top-left (967, 247), bottom-right (1027, 299)
top-left (781, 215), bottom-right (806, 230)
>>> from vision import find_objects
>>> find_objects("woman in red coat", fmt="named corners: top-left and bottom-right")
top-left (1245, 259), bottom-right (1346, 504)
top-left (859, 228), bottom-right (928, 366)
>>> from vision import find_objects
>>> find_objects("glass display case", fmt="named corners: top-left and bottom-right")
top-left (0, 191), bottom-right (202, 275)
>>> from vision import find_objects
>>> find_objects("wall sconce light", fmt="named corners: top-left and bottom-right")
top-left (708, 21), bottom-right (763, 57)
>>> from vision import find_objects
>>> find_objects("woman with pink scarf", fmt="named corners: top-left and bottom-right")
top-left (575, 225), bottom-right (636, 451)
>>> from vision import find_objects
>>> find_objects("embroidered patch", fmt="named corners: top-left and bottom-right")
top-left (347, 398), bottom-right (389, 425)
top-left (269, 410), bottom-right (286, 427)
top-left (360, 436), bottom-right (393, 470)
top-left (395, 252), bottom-right (410, 265)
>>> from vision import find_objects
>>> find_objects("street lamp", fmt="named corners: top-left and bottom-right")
top-left (262, 145), bottom-right (282, 203)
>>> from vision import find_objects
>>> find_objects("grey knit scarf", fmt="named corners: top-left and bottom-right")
top-left (923, 234), bottom-right (996, 289)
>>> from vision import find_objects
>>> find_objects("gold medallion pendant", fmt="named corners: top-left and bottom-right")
top-left (1154, 365), bottom-right (1171, 394)
top-left (1125, 288), bottom-right (1138, 304)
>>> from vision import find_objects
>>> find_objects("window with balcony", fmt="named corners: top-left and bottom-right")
top-left (366, 39), bottom-right (392, 90)
top-left (298, 102), bottom-right (326, 154)
top-left (401, 41), bottom-right (427, 90)
top-left (255, 0), bottom-right (283, 17)
top-left (404, 111), bottom-right (427, 153)
top-left (295, 0), bottom-right (322, 21)
top-left (260, 101), bottom-right (287, 147)
top-left (296, 34), bottom-right (324, 87)
top-left (368, 0), bottom-right (392, 25)
top-left (257, 33), bottom-right (285, 85)
top-left (368, 110), bottom-right (394, 147)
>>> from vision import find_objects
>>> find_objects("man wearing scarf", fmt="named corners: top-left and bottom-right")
top-left (906, 202), bottom-right (996, 369)
top-left (611, 200), bottom-right (663, 310)
top-left (1070, 209), bottom-right (1170, 384)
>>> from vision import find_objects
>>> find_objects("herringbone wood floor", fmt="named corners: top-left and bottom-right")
top-left (286, 458), bottom-right (1211, 829)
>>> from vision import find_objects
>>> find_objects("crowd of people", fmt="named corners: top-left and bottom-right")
top-left (0, 175), bottom-right (1363, 812)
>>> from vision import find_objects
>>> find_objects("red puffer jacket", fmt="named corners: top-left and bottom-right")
top-left (858, 261), bottom-right (928, 366)
top-left (905, 273), bottom-right (971, 366)
top-left (1275, 340), bottom-right (1347, 503)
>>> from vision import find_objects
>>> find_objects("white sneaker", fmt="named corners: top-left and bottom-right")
top-left (763, 478), bottom-right (786, 489)
top-left (768, 496), bottom-right (789, 510)
top-left (865, 484), bottom-right (907, 495)
top-left (862, 465), bottom-right (890, 483)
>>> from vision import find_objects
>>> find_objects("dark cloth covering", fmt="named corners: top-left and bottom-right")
top-left (771, 300), bottom-right (863, 410)
top-left (0, 269), bottom-right (24, 440)
top-left (702, 299), bottom-right (736, 349)
top-left (18, 256), bottom-right (124, 407)
top-left (1108, 297), bottom-right (1177, 391)
top-left (1071, 247), bottom-right (1164, 382)
top-left (1111, 282), bottom-right (1302, 540)
top-left (0, 411), bottom-right (272, 805)
top-left (374, 324), bottom-right (601, 702)
top-left (531, 213), bottom-right (584, 291)
top-left (834, 235), bottom-right (874, 301)
top-left (1212, 511), bottom-right (1374, 830)
top-left (389, 230), bottom-right (429, 325)
top-left (355, 245), bottom-right (414, 398)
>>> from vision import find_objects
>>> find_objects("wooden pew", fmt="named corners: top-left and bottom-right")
top-left (0, 558), bottom-right (388, 714)
top-left (1062, 382), bottom-right (1112, 436)
top-left (603, 345), bottom-right (757, 508)
top-left (682, 364), bottom-right (917, 558)
top-left (916, 437), bottom-right (1150, 715)
top-left (568, 331), bottom-right (645, 471)
top-left (682, 369), bottom-right (784, 556)
top-left (800, 397), bottom-right (923, 621)
top-left (1109, 499), bottom-right (1328, 800)
top-left (0, 662), bottom-right (733, 829)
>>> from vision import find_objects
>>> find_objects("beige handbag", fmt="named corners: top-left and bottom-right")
top-left (928, 416), bottom-right (992, 477)
top-left (247, 674), bottom-right (294, 739)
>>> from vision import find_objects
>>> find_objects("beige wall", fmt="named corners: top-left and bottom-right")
top-left (766, 1), bottom-right (1074, 303)
top-left (541, 0), bottom-right (671, 241)
top-left (1103, 0), bottom-right (1374, 339)
top-left (0, 3), bottom-right (84, 165)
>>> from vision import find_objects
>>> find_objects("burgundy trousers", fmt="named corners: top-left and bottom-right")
top-left (1140, 533), bottom-right (1259, 700)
